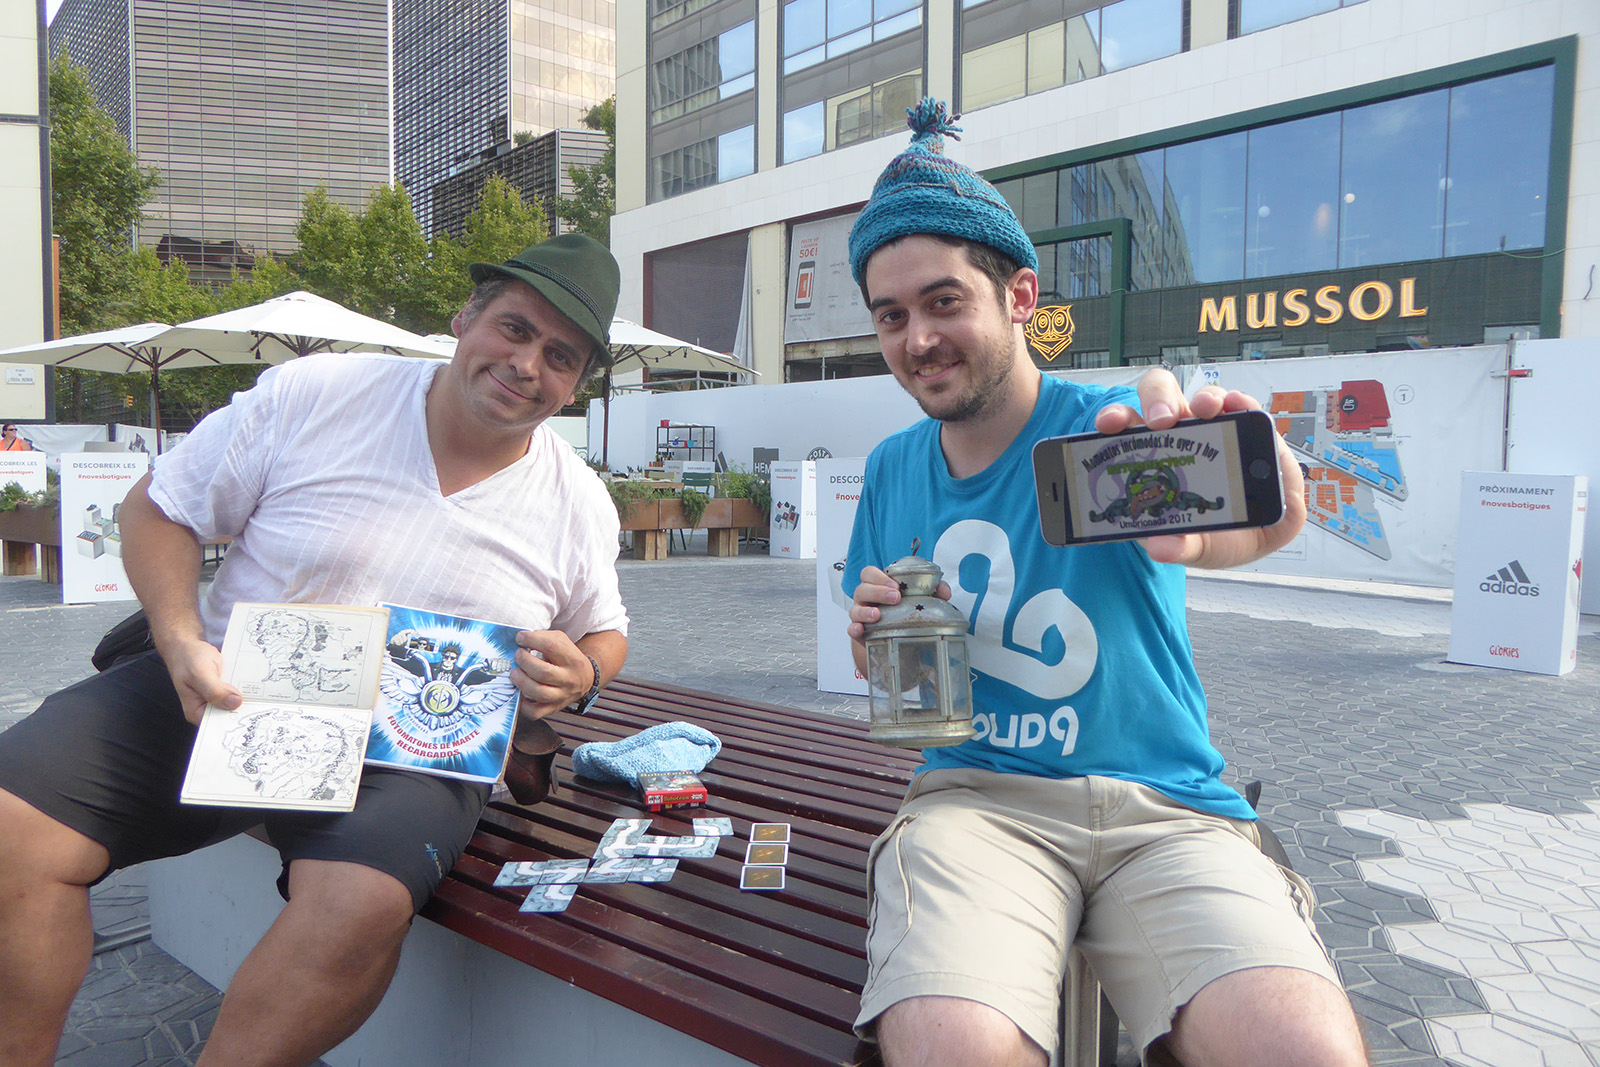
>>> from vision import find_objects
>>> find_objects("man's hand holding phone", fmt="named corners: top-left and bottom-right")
top-left (1058, 368), bottom-right (1305, 568)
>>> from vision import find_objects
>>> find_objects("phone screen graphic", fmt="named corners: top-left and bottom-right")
top-left (1034, 411), bottom-right (1282, 547)
top-left (1065, 420), bottom-right (1248, 540)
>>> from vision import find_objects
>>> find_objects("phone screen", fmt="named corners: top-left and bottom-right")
top-left (1035, 412), bottom-right (1282, 545)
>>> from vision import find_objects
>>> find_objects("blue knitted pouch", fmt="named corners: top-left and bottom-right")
top-left (571, 722), bottom-right (722, 783)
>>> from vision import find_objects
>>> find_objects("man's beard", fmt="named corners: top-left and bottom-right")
top-left (906, 338), bottom-right (1015, 424)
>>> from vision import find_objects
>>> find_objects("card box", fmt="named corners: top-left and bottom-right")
top-left (638, 770), bottom-right (708, 811)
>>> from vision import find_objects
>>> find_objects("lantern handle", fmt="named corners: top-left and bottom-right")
top-left (910, 537), bottom-right (920, 556)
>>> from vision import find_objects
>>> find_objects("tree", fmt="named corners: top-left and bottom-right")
top-left (217, 252), bottom-right (296, 311)
top-left (127, 247), bottom-right (218, 324)
top-left (48, 53), bottom-right (160, 335)
top-left (557, 97), bottom-right (615, 246)
top-left (412, 176), bottom-right (551, 332)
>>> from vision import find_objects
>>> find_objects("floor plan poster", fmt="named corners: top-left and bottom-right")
top-left (1270, 381), bottom-right (1405, 560)
top-left (367, 604), bottom-right (523, 783)
top-left (1189, 346), bottom-right (1503, 585)
top-left (181, 604), bottom-right (390, 811)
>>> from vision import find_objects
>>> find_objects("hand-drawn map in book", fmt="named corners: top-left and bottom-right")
top-left (366, 603), bottom-right (523, 783)
top-left (181, 603), bottom-right (390, 812)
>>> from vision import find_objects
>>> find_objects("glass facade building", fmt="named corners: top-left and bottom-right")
top-left (51, 0), bottom-right (391, 285)
top-left (429, 126), bottom-right (610, 238)
top-left (618, 0), bottom-right (1588, 387)
top-left (990, 59), bottom-right (1559, 366)
top-left (394, 0), bottom-right (615, 232)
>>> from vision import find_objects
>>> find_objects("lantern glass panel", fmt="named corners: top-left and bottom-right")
top-left (945, 638), bottom-right (972, 720)
top-left (895, 637), bottom-right (945, 717)
top-left (867, 640), bottom-right (894, 704)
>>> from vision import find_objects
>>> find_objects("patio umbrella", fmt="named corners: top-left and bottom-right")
top-left (0, 294), bottom-right (444, 447)
top-left (0, 322), bottom-right (197, 448)
top-left (156, 291), bottom-right (446, 362)
top-left (602, 319), bottom-right (757, 465)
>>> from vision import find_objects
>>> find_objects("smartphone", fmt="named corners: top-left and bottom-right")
top-left (1031, 410), bottom-right (1284, 547)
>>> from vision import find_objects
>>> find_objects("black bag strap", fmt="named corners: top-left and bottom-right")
top-left (91, 609), bottom-right (153, 672)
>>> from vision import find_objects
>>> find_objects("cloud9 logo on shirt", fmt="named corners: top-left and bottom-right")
top-left (933, 520), bottom-right (1097, 755)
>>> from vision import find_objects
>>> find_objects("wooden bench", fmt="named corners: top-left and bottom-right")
top-left (149, 679), bottom-right (1119, 1066)
top-left (427, 678), bottom-right (912, 1067)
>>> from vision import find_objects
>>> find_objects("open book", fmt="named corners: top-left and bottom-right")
top-left (181, 602), bottom-right (526, 812)
top-left (180, 603), bottom-right (389, 811)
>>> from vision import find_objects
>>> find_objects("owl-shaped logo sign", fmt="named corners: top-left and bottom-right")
top-left (1025, 305), bottom-right (1076, 361)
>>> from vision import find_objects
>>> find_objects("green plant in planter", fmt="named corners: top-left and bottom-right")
top-left (712, 465), bottom-right (771, 518)
top-left (678, 487), bottom-right (709, 528)
top-left (0, 481), bottom-right (28, 512)
top-left (606, 477), bottom-right (660, 523)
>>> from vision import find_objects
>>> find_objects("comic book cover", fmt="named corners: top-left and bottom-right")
top-left (365, 603), bottom-right (524, 783)
top-left (181, 603), bottom-right (390, 812)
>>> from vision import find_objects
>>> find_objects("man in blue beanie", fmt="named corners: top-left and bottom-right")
top-left (843, 101), bottom-right (1367, 1067)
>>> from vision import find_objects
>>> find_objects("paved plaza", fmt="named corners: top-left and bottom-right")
top-left (2, 546), bottom-right (1597, 1067)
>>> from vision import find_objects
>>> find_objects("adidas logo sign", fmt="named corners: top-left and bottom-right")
top-left (1480, 559), bottom-right (1540, 597)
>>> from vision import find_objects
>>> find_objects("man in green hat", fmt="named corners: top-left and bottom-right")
top-left (0, 234), bottom-right (630, 1066)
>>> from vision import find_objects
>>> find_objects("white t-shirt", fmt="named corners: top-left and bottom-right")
top-left (149, 353), bottom-right (628, 648)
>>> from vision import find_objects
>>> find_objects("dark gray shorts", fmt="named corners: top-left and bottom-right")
top-left (0, 650), bottom-right (489, 911)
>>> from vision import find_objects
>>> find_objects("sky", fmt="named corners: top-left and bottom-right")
top-left (45, 0), bottom-right (62, 24)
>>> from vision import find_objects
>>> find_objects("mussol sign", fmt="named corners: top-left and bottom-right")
top-left (1198, 278), bottom-right (1428, 333)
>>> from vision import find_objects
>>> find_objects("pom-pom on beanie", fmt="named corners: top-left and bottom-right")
top-left (847, 98), bottom-right (1039, 288)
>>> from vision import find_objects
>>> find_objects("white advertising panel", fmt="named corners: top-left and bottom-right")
top-left (1190, 346), bottom-right (1504, 586)
top-left (1449, 472), bottom-right (1586, 676)
top-left (1505, 338), bottom-right (1600, 614)
top-left (769, 461), bottom-right (817, 559)
top-left (0, 450), bottom-right (45, 493)
top-left (783, 213), bottom-right (874, 344)
top-left (816, 459), bottom-right (868, 695)
top-left (60, 453), bottom-right (149, 604)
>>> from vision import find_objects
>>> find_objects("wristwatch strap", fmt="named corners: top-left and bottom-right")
top-left (570, 653), bottom-right (602, 715)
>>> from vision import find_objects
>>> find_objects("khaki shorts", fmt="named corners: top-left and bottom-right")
top-left (854, 768), bottom-right (1338, 1061)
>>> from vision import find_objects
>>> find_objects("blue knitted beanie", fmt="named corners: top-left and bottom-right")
top-left (847, 98), bottom-right (1039, 287)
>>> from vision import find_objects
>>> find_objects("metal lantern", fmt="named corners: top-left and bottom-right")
top-left (864, 555), bottom-right (975, 749)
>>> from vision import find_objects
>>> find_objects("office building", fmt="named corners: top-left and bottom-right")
top-left (50, 0), bottom-right (390, 285)
top-left (429, 125), bottom-right (609, 238)
top-left (393, 0), bottom-right (616, 232)
top-left (611, 0), bottom-right (1598, 382)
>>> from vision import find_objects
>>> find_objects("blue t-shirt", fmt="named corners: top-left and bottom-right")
top-left (845, 374), bottom-right (1253, 821)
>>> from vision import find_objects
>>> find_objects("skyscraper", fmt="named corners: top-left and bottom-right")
top-left (50, 0), bottom-right (390, 285)
top-left (393, 0), bottom-right (615, 233)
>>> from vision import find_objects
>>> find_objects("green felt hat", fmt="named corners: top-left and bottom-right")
top-left (470, 234), bottom-right (620, 366)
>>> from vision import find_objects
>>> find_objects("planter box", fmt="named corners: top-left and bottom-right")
top-left (702, 498), bottom-right (764, 529)
top-left (0, 504), bottom-right (61, 546)
top-left (0, 504), bottom-right (62, 582)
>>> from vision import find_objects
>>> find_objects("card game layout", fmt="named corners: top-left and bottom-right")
top-left (501, 816), bottom-right (726, 913)
top-left (740, 822), bottom-right (794, 893)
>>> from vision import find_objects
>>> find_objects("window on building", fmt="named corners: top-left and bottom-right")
top-left (1163, 131), bottom-right (1246, 286)
top-left (1100, 0), bottom-right (1180, 72)
top-left (650, 20), bottom-right (755, 125)
top-left (1444, 65), bottom-right (1554, 257)
top-left (784, 70), bottom-right (920, 163)
top-left (996, 64), bottom-right (1553, 292)
top-left (1238, 0), bottom-right (1366, 36)
top-left (1244, 112), bottom-right (1341, 278)
top-left (782, 0), bottom-right (920, 74)
top-left (783, 101), bottom-right (826, 163)
top-left (961, 0), bottom-right (1179, 115)
top-left (1339, 90), bottom-right (1448, 267)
